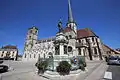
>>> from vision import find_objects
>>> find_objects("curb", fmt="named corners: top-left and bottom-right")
top-left (41, 69), bottom-right (82, 80)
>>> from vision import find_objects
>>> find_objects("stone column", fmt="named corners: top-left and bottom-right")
top-left (59, 43), bottom-right (64, 55)
top-left (81, 48), bottom-right (84, 56)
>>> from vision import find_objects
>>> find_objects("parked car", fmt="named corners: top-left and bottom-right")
top-left (0, 60), bottom-right (3, 64)
top-left (0, 65), bottom-right (8, 73)
top-left (107, 56), bottom-right (120, 65)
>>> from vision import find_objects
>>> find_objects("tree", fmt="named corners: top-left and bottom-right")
top-left (56, 61), bottom-right (71, 75)
top-left (35, 60), bottom-right (48, 74)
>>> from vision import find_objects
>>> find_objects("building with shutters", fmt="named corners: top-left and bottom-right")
top-left (0, 45), bottom-right (18, 60)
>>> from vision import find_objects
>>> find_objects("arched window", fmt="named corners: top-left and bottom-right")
top-left (92, 37), bottom-right (94, 42)
top-left (1, 53), bottom-right (3, 57)
top-left (66, 36), bottom-right (68, 39)
top-left (12, 53), bottom-right (14, 57)
top-left (44, 54), bottom-right (45, 59)
top-left (69, 35), bottom-right (72, 39)
top-left (30, 54), bottom-right (31, 58)
top-left (38, 54), bottom-right (40, 58)
top-left (79, 48), bottom-right (81, 55)
top-left (68, 46), bottom-right (72, 52)
top-left (48, 52), bottom-right (52, 55)
top-left (29, 30), bottom-right (32, 33)
top-left (94, 48), bottom-right (97, 54)
top-left (24, 54), bottom-right (26, 58)
top-left (55, 46), bottom-right (59, 55)
top-left (79, 40), bottom-right (81, 43)
top-left (35, 30), bottom-right (37, 34)
top-left (34, 54), bottom-right (36, 58)
top-left (6, 52), bottom-right (10, 57)
top-left (48, 52), bottom-right (53, 58)
top-left (29, 36), bottom-right (31, 39)
top-left (64, 46), bottom-right (67, 54)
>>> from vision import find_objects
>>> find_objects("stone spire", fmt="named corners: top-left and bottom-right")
top-left (68, 0), bottom-right (73, 23)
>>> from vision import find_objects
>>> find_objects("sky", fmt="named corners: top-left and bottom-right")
top-left (0, 0), bottom-right (120, 55)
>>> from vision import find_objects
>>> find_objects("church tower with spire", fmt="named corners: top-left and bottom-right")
top-left (67, 0), bottom-right (77, 34)
top-left (64, 0), bottom-right (78, 57)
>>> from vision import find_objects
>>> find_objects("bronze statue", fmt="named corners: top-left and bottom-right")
top-left (58, 19), bottom-right (64, 33)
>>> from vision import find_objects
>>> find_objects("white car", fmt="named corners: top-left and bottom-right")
top-left (107, 56), bottom-right (120, 65)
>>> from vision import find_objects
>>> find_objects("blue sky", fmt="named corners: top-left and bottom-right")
top-left (0, 0), bottom-right (120, 55)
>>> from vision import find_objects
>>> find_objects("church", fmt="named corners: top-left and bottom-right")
top-left (22, 0), bottom-right (104, 62)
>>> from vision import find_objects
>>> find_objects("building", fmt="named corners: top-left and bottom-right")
top-left (0, 45), bottom-right (18, 60)
top-left (102, 44), bottom-right (120, 57)
top-left (22, 0), bottom-right (104, 62)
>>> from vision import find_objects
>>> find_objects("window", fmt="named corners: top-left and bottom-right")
top-left (68, 46), bottom-right (72, 52)
top-left (92, 37), bottom-right (94, 42)
top-left (81, 39), bottom-right (84, 43)
top-left (6, 52), bottom-right (10, 57)
top-left (87, 38), bottom-right (91, 42)
top-left (44, 54), bottom-right (45, 59)
top-left (34, 54), bottom-right (36, 58)
top-left (35, 31), bottom-right (37, 34)
top-left (66, 36), bottom-right (68, 39)
top-left (1, 54), bottom-right (3, 57)
top-left (55, 46), bottom-right (59, 55)
top-left (94, 48), bottom-right (97, 54)
top-left (24, 54), bottom-right (26, 58)
top-left (48, 52), bottom-right (53, 58)
top-left (69, 35), bottom-right (72, 39)
top-left (79, 40), bottom-right (81, 43)
top-left (64, 46), bottom-right (67, 54)
top-left (29, 30), bottom-right (32, 33)
top-left (39, 54), bottom-right (40, 58)
top-left (29, 36), bottom-right (31, 39)
top-left (79, 48), bottom-right (81, 55)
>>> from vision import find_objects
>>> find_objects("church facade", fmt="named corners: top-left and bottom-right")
top-left (22, 0), bottom-right (104, 62)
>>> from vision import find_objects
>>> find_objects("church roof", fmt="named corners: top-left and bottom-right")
top-left (1, 45), bottom-right (17, 49)
top-left (77, 28), bottom-right (98, 39)
top-left (64, 27), bottom-right (72, 32)
top-left (64, 28), bottom-right (98, 38)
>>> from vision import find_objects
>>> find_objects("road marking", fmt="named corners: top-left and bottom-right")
top-left (104, 71), bottom-right (112, 79)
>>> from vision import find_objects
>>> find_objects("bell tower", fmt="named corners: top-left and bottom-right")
top-left (67, 0), bottom-right (77, 34)
top-left (24, 26), bottom-right (38, 51)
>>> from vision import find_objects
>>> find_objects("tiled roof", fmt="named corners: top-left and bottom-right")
top-left (1, 45), bottom-right (17, 49)
top-left (103, 44), bottom-right (113, 51)
top-left (103, 44), bottom-right (120, 54)
top-left (77, 28), bottom-right (97, 39)
top-left (64, 27), bottom-right (97, 38)
top-left (64, 27), bottom-right (72, 32)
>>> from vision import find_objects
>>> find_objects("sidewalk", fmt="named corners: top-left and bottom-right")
top-left (76, 61), bottom-right (108, 80)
